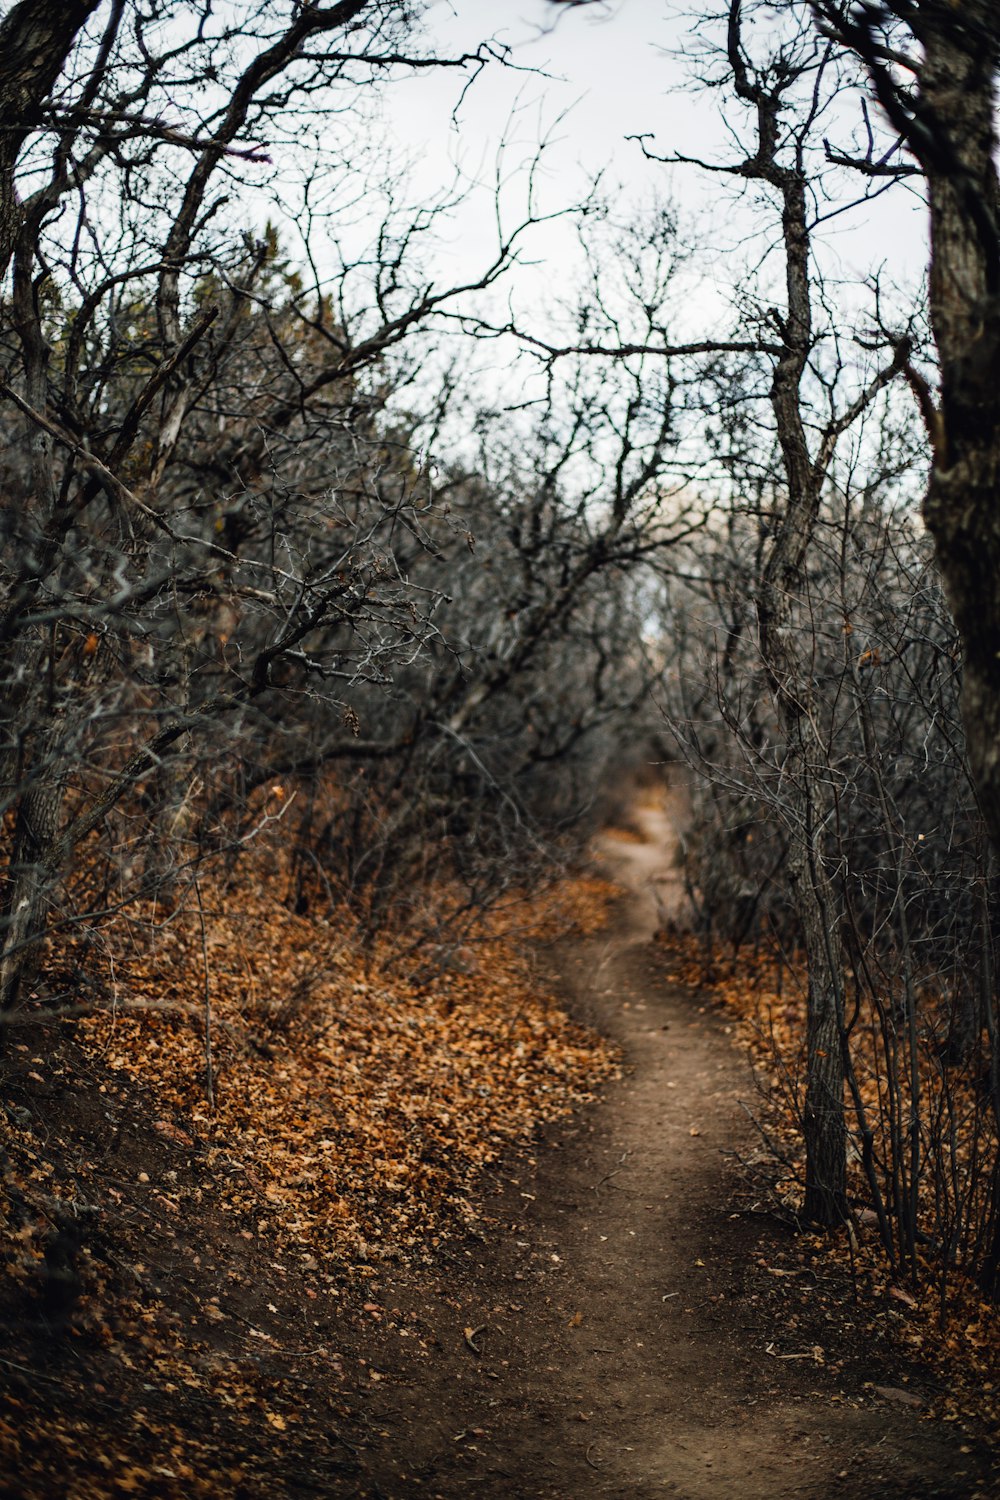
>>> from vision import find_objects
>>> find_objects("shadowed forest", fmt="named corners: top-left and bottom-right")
top-left (2, 2), bottom-right (1000, 1496)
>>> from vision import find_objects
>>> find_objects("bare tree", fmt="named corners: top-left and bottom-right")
top-left (544, 0), bottom-right (913, 1225)
top-left (0, 0), bottom-right (534, 1011)
top-left (544, 0), bottom-right (1000, 1282)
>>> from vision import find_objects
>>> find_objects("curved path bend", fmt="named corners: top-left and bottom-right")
top-left (357, 796), bottom-right (986, 1499)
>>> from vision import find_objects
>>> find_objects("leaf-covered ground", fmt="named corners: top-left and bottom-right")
top-left (79, 852), bottom-right (619, 1270)
top-left (655, 929), bottom-right (1000, 1437)
top-left (0, 801), bottom-right (997, 1497)
top-left (0, 839), bottom-right (618, 1497)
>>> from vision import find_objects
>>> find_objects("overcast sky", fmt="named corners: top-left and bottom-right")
top-left (369, 0), bottom-right (927, 344)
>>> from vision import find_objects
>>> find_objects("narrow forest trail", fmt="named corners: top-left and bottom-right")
top-left (7, 792), bottom-right (990, 1499)
top-left (354, 793), bottom-right (990, 1499)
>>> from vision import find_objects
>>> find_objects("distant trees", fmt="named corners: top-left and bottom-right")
top-left (324, 340), bottom-right (701, 948)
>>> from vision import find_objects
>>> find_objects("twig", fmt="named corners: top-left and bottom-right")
top-left (464, 1324), bottom-right (487, 1355)
top-left (737, 1100), bottom-right (798, 1171)
top-left (591, 1150), bottom-right (630, 1192)
top-left (193, 877), bottom-right (214, 1112)
top-left (0, 1356), bottom-right (65, 1383)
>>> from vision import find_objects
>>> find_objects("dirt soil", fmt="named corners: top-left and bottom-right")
top-left (2, 797), bottom-right (997, 1498)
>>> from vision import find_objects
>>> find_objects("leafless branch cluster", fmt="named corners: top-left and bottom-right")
top-left (0, 1), bottom-right (694, 1019)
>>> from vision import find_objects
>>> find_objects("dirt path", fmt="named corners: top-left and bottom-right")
top-left (354, 797), bottom-right (991, 1499)
top-left (5, 795), bottom-right (994, 1499)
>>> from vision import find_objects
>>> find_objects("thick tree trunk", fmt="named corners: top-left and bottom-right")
top-left (906, 8), bottom-right (1000, 1287)
top-left (728, 11), bottom-right (850, 1225)
top-left (857, 8), bottom-right (1000, 855)
top-left (0, 0), bottom-right (103, 276)
top-left (796, 846), bottom-right (848, 1223)
top-left (925, 457), bottom-right (1000, 850)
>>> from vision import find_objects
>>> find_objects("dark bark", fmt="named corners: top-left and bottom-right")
top-left (814, 0), bottom-right (1000, 853)
top-left (809, 0), bottom-right (1000, 1275)
top-left (730, 1), bottom-right (849, 1224)
top-left (0, 0), bottom-right (103, 277)
top-left (913, 12), bottom-right (1000, 858)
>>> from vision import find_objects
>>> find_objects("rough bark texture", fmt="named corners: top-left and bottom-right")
top-left (0, 0), bottom-right (103, 276)
top-left (814, 0), bottom-right (1000, 851)
top-left (916, 14), bottom-right (1000, 855)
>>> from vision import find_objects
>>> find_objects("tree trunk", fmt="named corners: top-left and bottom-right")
top-left (0, 775), bottom-right (63, 1012)
top-left (796, 845), bottom-right (848, 1223)
top-left (759, 587), bottom-right (849, 1225)
top-left (0, 0), bottom-right (103, 276)
top-left (727, 10), bottom-right (850, 1224)
top-left (832, 4), bottom-right (1000, 857)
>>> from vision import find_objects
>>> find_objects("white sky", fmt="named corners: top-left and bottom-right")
top-left (371, 0), bottom-right (928, 344)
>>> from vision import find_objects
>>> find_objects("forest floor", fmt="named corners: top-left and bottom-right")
top-left (1, 792), bottom-right (998, 1498)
